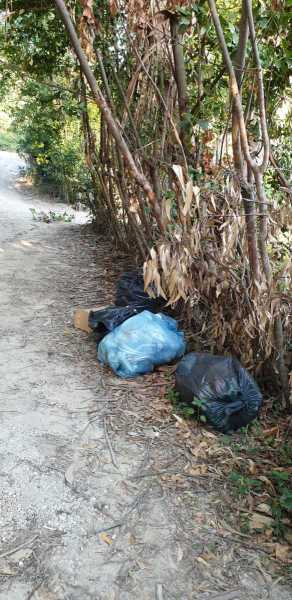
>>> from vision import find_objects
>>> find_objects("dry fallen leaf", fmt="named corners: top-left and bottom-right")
top-left (262, 426), bottom-right (279, 437)
top-left (177, 545), bottom-right (184, 562)
top-left (201, 430), bottom-right (217, 439)
top-left (247, 459), bottom-right (257, 475)
top-left (196, 556), bottom-right (210, 567)
top-left (35, 588), bottom-right (59, 600)
top-left (284, 529), bottom-right (292, 545)
top-left (272, 466), bottom-right (292, 473)
top-left (81, 442), bottom-right (97, 449)
top-left (128, 533), bottom-right (136, 545)
top-left (264, 528), bottom-right (274, 539)
top-left (250, 512), bottom-right (274, 531)
top-left (9, 548), bottom-right (33, 563)
top-left (187, 465), bottom-right (208, 476)
top-left (161, 474), bottom-right (186, 487)
top-left (200, 551), bottom-right (216, 561)
top-left (255, 503), bottom-right (273, 516)
top-left (274, 543), bottom-right (291, 563)
top-left (0, 560), bottom-right (17, 576)
top-left (64, 463), bottom-right (75, 486)
top-left (172, 413), bottom-right (185, 425)
top-left (100, 532), bottom-right (113, 545)
top-left (257, 475), bottom-right (275, 492)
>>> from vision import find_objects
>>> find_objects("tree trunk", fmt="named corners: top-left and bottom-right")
top-left (169, 14), bottom-right (190, 155)
top-left (169, 15), bottom-right (188, 119)
top-left (241, 177), bottom-right (260, 280)
top-left (253, 169), bottom-right (272, 283)
top-left (231, 0), bottom-right (260, 280)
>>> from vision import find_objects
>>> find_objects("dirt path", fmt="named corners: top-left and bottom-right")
top-left (0, 151), bottom-right (291, 600)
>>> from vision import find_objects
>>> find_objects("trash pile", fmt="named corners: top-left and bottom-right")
top-left (88, 270), bottom-right (165, 343)
top-left (88, 270), bottom-right (185, 378)
top-left (74, 270), bottom-right (262, 432)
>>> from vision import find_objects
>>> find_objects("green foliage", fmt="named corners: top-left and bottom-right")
top-left (225, 424), bottom-right (292, 540)
top-left (228, 470), bottom-right (263, 496)
top-left (10, 80), bottom-right (92, 202)
top-left (0, 126), bottom-right (17, 150)
top-left (271, 471), bottom-right (292, 513)
top-left (0, 3), bottom-right (94, 204)
top-left (166, 386), bottom-right (195, 418)
top-left (0, 6), bottom-right (70, 81)
top-left (30, 208), bottom-right (74, 223)
top-left (192, 396), bottom-right (207, 423)
top-left (166, 385), bottom-right (208, 423)
top-left (0, 0), bottom-right (290, 209)
top-left (0, 109), bottom-right (18, 150)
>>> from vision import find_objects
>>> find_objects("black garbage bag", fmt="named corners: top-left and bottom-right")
top-left (115, 270), bottom-right (165, 310)
top-left (175, 353), bottom-right (262, 433)
top-left (89, 270), bottom-right (166, 345)
top-left (89, 303), bottom-right (157, 344)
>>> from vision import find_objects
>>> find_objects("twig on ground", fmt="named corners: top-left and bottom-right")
top-left (104, 416), bottom-right (120, 470)
top-left (95, 488), bottom-right (148, 538)
top-left (208, 591), bottom-right (242, 600)
top-left (130, 455), bottom-right (184, 480)
top-left (95, 522), bottom-right (122, 535)
top-left (156, 583), bottom-right (164, 600)
top-left (26, 580), bottom-right (46, 600)
top-left (0, 535), bottom-right (38, 560)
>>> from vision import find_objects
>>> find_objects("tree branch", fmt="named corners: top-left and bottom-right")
top-left (53, 0), bottom-right (164, 232)
top-left (245, 0), bottom-right (270, 173)
top-left (207, 0), bottom-right (256, 171)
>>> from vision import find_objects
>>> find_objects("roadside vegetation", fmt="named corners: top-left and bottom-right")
top-left (0, 0), bottom-right (291, 555)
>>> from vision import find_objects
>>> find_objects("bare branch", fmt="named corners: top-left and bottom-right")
top-left (245, 0), bottom-right (270, 173)
top-left (207, 0), bottom-right (256, 171)
top-left (233, 1), bottom-right (249, 88)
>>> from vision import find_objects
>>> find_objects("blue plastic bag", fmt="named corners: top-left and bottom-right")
top-left (98, 310), bottom-right (186, 378)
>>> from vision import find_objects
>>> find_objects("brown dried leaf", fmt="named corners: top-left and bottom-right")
top-left (0, 560), bottom-right (17, 576)
top-left (172, 164), bottom-right (184, 189)
top-left (274, 543), bottom-right (291, 563)
top-left (182, 180), bottom-right (193, 216)
top-left (64, 463), bottom-right (75, 486)
top-left (284, 529), bottom-right (292, 545)
top-left (164, 198), bottom-right (172, 221)
top-left (187, 465), bottom-right (208, 476)
top-left (100, 532), bottom-right (113, 545)
top-left (255, 503), bottom-right (272, 516)
top-left (262, 426), bottom-right (279, 438)
top-left (143, 261), bottom-right (153, 291)
top-left (109, 0), bottom-right (119, 17)
top-left (249, 512), bottom-right (274, 531)
top-left (128, 533), bottom-right (136, 545)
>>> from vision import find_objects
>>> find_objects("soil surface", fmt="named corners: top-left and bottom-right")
top-left (0, 150), bottom-right (291, 600)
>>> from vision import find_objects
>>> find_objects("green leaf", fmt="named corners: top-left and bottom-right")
top-left (271, 471), bottom-right (290, 482)
top-left (280, 490), bottom-right (292, 511)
